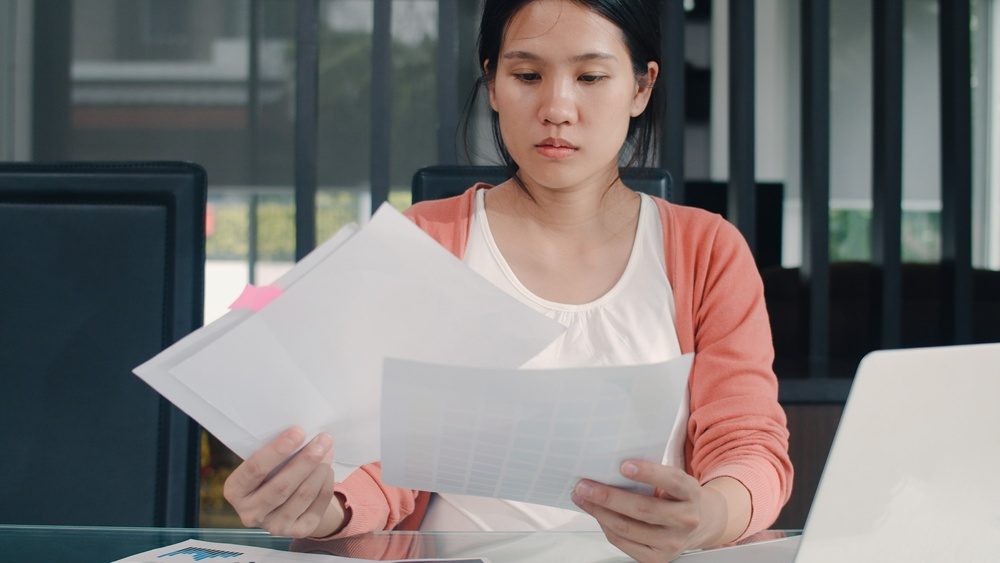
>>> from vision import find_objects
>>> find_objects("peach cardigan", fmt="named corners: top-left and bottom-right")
top-left (330, 185), bottom-right (793, 539)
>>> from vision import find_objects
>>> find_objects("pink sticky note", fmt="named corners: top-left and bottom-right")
top-left (229, 284), bottom-right (283, 312)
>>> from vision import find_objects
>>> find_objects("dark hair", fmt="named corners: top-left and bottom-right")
top-left (460, 0), bottom-right (662, 180)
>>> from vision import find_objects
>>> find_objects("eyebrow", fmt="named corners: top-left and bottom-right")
top-left (502, 51), bottom-right (618, 63)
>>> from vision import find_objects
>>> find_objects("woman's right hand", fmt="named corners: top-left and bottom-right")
top-left (223, 427), bottom-right (347, 538)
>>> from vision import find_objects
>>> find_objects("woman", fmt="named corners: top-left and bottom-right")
top-left (223, 1), bottom-right (793, 560)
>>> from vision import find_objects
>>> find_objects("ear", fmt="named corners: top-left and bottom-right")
top-left (484, 59), bottom-right (499, 112)
top-left (630, 61), bottom-right (659, 117)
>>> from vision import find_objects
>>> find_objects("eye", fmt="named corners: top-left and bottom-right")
top-left (513, 72), bottom-right (541, 83)
top-left (579, 74), bottom-right (607, 84)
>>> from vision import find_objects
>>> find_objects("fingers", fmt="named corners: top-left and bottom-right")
top-left (572, 478), bottom-right (699, 532)
top-left (260, 448), bottom-right (337, 537)
top-left (296, 469), bottom-right (340, 537)
top-left (575, 479), bottom-right (692, 562)
top-left (225, 427), bottom-right (306, 501)
top-left (224, 429), bottom-right (335, 533)
top-left (621, 460), bottom-right (699, 501)
top-left (576, 495), bottom-right (667, 548)
top-left (248, 433), bottom-right (333, 511)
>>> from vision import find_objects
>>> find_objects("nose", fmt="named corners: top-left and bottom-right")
top-left (538, 77), bottom-right (577, 126)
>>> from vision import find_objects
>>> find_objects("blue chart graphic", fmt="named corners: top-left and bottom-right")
top-left (158, 546), bottom-right (244, 560)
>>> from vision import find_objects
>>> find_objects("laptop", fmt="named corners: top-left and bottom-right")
top-left (678, 343), bottom-right (1000, 562)
top-left (794, 343), bottom-right (1000, 561)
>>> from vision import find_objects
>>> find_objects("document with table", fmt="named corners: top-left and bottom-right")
top-left (381, 356), bottom-right (691, 509)
top-left (134, 203), bottom-right (694, 510)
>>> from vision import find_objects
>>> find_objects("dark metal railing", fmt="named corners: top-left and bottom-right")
top-left (939, 0), bottom-right (974, 345)
top-left (659, 0), bottom-right (686, 202)
top-left (294, 0), bottom-right (319, 261)
top-left (728, 0), bottom-right (757, 254)
top-left (371, 0), bottom-right (392, 211)
top-left (801, 0), bottom-right (831, 380)
top-left (437, 0), bottom-right (460, 165)
top-left (872, 0), bottom-right (903, 350)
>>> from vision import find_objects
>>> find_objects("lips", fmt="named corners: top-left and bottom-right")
top-left (535, 138), bottom-right (578, 159)
top-left (537, 137), bottom-right (578, 149)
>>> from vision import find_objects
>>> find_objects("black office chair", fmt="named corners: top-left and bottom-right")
top-left (0, 161), bottom-right (205, 527)
top-left (411, 165), bottom-right (673, 203)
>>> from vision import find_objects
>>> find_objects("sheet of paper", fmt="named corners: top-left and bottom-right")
top-left (135, 204), bottom-right (565, 468)
top-left (380, 354), bottom-right (693, 509)
top-left (134, 223), bottom-right (360, 461)
top-left (112, 539), bottom-right (490, 563)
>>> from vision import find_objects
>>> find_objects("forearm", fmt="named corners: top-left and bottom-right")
top-left (697, 476), bottom-right (752, 547)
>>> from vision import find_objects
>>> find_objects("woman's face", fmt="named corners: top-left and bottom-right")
top-left (488, 0), bottom-right (657, 192)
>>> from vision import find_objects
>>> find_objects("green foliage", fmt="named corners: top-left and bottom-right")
top-left (317, 29), bottom-right (437, 187)
top-left (209, 191), bottom-right (403, 261)
top-left (316, 190), bottom-right (364, 243)
top-left (830, 209), bottom-right (872, 262)
top-left (829, 208), bottom-right (941, 263)
top-left (206, 201), bottom-right (249, 260)
top-left (255, 197), bottom-right (296, 261)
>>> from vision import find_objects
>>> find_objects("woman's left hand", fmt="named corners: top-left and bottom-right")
top-left (571, 460), bottom-right (730, 563)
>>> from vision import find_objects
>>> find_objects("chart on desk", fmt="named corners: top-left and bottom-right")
top-left (113, 539), bottom-right (489, 563)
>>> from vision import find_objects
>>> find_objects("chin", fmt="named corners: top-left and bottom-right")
top-left (517, 162), bottom-right (612, 192)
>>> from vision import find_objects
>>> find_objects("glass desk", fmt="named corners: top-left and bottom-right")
top-left (0, 525), bottom-right (800, 562)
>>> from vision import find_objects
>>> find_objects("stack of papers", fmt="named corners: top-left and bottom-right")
top-left (134, 204), bottom-right (565, 471)
top-left (135, 204), bottom-right (694, 510)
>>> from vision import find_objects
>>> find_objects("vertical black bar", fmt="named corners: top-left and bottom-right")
top-left (371, 1), bottom-right (392, 209)
top-left (436, 0), bottom-right (458, 165)
top-left (32, 0), bottom-right (72, 160)
top-left (728, 0), bottom-right (756, 253)
top-left (659, 0), bottom-right (685, 202)
top-left (295, 0), bottom-right (319, 260)
top-left (247, 0), bottom-right (261, 283)
top-left (801, 0), bottom-right (830, 377)
top-left (939, 0), bottom-right (973, 344)
top-left (248, 0), bottom-right (261, 181)
top-left (248, 194), bottom-right (259, 285)
top-left (872, 0), bottom-right (903, 349)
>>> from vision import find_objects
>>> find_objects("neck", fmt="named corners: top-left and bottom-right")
top-left (503, 166), bottom-right (637, 235)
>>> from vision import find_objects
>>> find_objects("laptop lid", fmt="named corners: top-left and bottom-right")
top-left (795, 343), bottom-right (1000, 561)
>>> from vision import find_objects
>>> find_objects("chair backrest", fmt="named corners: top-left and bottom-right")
top-left (411, 165), bottom-right (672, 203)
top-left (683, 180), bottom-right (784, 268)
top-left (0, 161), bottom-right (205, 527)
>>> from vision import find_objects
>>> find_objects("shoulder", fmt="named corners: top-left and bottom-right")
top-left (404, 183), bottom-right (488, 222)
top-left (403, 183), bottom-right (490, 258)
top-left (650, 197), bottom-right (750, 261)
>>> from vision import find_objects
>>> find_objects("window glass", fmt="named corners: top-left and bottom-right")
top-left (60, 0), bottom-right (298, 526)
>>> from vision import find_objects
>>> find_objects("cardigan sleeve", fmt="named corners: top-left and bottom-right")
top-left (684, 218), bottom-right (793, 538)
top-left (314, 462), bottom-right (429, 539)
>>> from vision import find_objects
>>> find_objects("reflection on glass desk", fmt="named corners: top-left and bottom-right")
top-left (0, 525), bottom-right (800, 562)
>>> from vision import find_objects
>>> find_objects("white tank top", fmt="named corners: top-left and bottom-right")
top-left (420, 188), bottom-right (687, 532)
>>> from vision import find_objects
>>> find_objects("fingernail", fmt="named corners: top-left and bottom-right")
top-left (311, 433), bottom-right (331, 454)
top-left (575, 482), bottom-right (593, 498)
top-left (279, 428), bottom-right (304, 454)
top-left (621, 461), bottom-right (639, 477)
